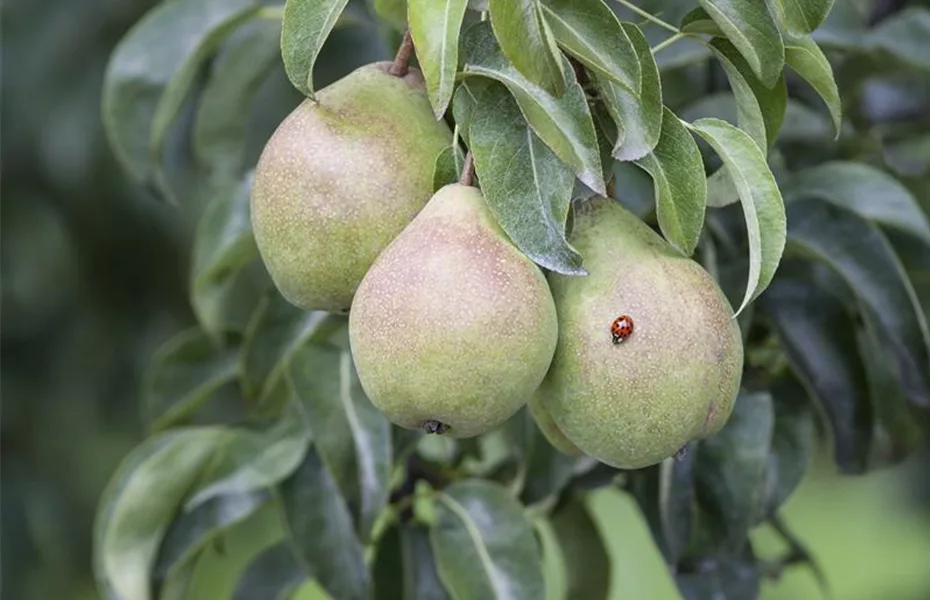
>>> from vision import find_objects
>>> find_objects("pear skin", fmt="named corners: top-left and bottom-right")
top-left (250, 62), bottom-right (451, 313)
top-left (348, 184), bottom-right (558, 438)
top-left (541, 197), bottom-right (743, 469)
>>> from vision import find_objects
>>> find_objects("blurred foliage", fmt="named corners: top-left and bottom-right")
top-left (3, 0), bottom-right (930, 599)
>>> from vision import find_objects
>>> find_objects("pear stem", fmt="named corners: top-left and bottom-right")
top-left (459, 151), bottom-right (475, 187)
top-left (389, 30), bottom-right (415, 77)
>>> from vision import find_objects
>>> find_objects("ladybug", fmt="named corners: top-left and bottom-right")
top-left (610, 315), bottom-right (634, 344)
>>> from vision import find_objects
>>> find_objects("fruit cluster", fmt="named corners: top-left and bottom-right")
top-left (251, 61), bottom-right (743, 471)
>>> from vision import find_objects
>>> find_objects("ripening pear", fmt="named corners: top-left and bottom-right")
top-left (250, 62), bottom-right (451, 313)
top-left (348, 184), bottom-right (558, 438)
top-left (540, 196), bottom-right (743, 469)
top-left (528, 391), bottom-right (581, 456)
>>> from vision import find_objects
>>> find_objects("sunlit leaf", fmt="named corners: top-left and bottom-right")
top-left (281, 0), bottom-right (351, 96)
top-left (687, 118), bottom-right (786, 314)
top-left (634, 107), bottom-right (706, 256)
top-left (539, 0), bottom-right (640, 94)
top-left (698, 0), bottom-right (785, 87)
top-left (468, 82), bottom-right (583, 275)
top-left (784, 35), bottom-right (842, 138)
top-left (408, 0), bottom-right (469, 118)
top-left (461, 22), bottom-right (604, 194)
top-left (766, 0), bottom-right (835, 35)
top-left (488, 0), bottom-right (566, 95)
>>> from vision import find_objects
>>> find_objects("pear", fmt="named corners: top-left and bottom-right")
top-left (348, 184), bottom-right (558, 438)
top-left (250, 62), bottom-right (451, 313)
top-left (528, 390), bottom-right (581, 456)
top-left (541, 197), bottom-right (743, 469)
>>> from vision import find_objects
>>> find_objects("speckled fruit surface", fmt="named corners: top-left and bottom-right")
top-left (541, 197), bottom-right (744, 469)
top-left (348, 184), bottom-right (558, 438)
top-left (250, 62), bottom-right (451, 313)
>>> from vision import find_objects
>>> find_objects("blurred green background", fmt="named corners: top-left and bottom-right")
top-left (2, 0), bottom-right (928, 599)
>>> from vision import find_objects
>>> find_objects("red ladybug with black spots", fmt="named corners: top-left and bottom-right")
top-left (610, 315), bottom-right (634, 344)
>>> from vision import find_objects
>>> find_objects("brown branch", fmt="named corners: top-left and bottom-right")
top-left (389, 30), bottom-right (415, 77)
top-left (459, 151), bottom-right (475, 187)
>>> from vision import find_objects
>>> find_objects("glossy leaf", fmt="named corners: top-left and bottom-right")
top-left (153, 491), bottom-right (268, 584)
top-left (695, 391), bottom-right (774, 547)
top-left (142, 328), bottom-right (240, 431)
top-left (432, 480), bottom-right (545, 599)
top-left (240, 293), bottom-right (344, 402)
top-left (765, 377), bottom-right (816, 512)
top-left (550, 494), bottom-right (611, 600)
top-left (400, 524), bottom-right (453, 599)
top-left (488, 0), bottom-right (566, 96)
top-left (766, 0), bottom-right (834, 35)
top-left (634, 107), bottom-right (706, 256)
top-left (468, 82), bottom-right (583, 275)
top-left (868, 7), bottom-right (930, 72)
top-left (710, 38), bottom-right (787, 150)
top-left (762, 270), bottom-right (872, 472)
top-left (193, 20), bottom-right (281, 175)
top-left (784, 35), bottom-right (842, 138)
top-left (698, 0), bottom-right (784, 88)
top-left (597, 22), bottom-right (662, 162)
top-left (279, 448), bottom-right (369, 600)
top-left (676, 547), bottom-right (760, 600)
top-left (784, 161), bottom-right (930, 245)
top-left (659, 446), bottom-right (697, 565)
top-left (461, 22), bottom-right (605, 194)
top-left (433, 144), bottom-right (467, 191)
top-left (231, 542), bottom-right (307, 600)
top-left (101, 0), bottom-right (258, 185)
top-left (787, 199), bottom-right (930, 407)
top-left (281, 0), bottom-right (351, 97)
top-left (408, 0), bottom-right (469, 118)
top-left (191, 173), bottom-right (270, 339)
top-left (539, 0), bottom-right (640, 94)
top-left (688, 118), bottom-right (787, 315)
top-left (288, 345), bottom-right (392, 541)
top-left (94, 428), bottom-right (227, 600)
top-left (185, 410), bottom-right (311, 509)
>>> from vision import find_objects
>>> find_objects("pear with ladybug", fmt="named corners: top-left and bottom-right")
top-left (538, 196), bottom-right (744, 469)
top-left (349, 183), bottom-right (559, 438)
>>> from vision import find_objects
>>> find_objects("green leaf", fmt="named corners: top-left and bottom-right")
top-left (761, 273), bottom-right (873, 473)
top-left (597, 22), bottom-right (662, 162)
top-left (281, 0), bottom-right (351, 97)
top-left (373, 0), bottom-right (408, 32)
top-left (101, 0), bottom-right (259, 185)
top-left (766, 0), bottom-right (834, 35)
top-left (503, 407), bottom-right (578, 505)
top-left (634, 106), bottom-right (707, 256)
top-left (550, 494), bottom-right (611, 600)
top-left (786, 199), bottom-right (930, 408)
top-left (432, 480), bottom-right (545, 599)
top-left (193, 21), bottom-right (281, 176)
top-left (688, 118), bottom-right (787, 315)
top-left (658, 447), bottom-right (696, 565)
top-left (154, 491), bottom-right (268, 585)
top-left (488, 0), bottom-right (566, 96)
top-left (784, 161), bottom-right (930, 246)
top-left (408, 0), bottom-right (469, 118)
top-left (433, 145), bottom-right (467, 191)
top-left (451, 78), bottom-right (492, 145)
top-left (402, 524), bottom-right (452, 599)
top-left (868, 7), bottom-right (930, 72)
top-left (279, 448), bottom-right (368, 600)
top-left (539, 0), bottom-right (641, 94)
top-left (142, 328), bottom-right (240, 431)
top-left (231, 542), bottom-right (308, 600)
top-left (675, 547), bottom-right (759, 599)
top-left (468, 82), bottom-right (583, 275)
top-left (240, 293), bottom-right (344, 402)
top-left (461, 22), bottom-right (605, 194)
top-left (698, 0), bottom-right (785, 87)
top-left (765, 376), bottom-right (816, 512)
top-left (94, 428), bottom-right (227, 600)
top-left (191, 174), bottom-right (270, 339)
top-left (710, 38), bottom-right (787, 150)
top-left (695, 391), bottom-right (774, 547)
top-left (186, 410), bottom-right (311, 509)
top-left (288, 345), bottom-right (392, 541)
top-left (784, 35), bottom-right (841, 138)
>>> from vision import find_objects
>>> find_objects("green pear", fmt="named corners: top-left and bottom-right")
top-left (250, 62), bottom-right (451, 313)
top-left (541, 197), bottom-right (743, 469)
top-left (348, 184), bottom-right (558, 438)
top-left (528, 390), bottom-right (581, 456)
